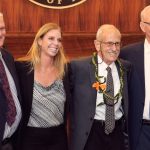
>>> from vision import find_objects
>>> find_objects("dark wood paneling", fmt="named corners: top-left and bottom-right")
top-left (0, 0), bottom-right (148, 33)
top-left (0, 0), bottom-right (148, 59)
top-left (5, 33), bottom-right (144, 60)
top-left (119, 0), bottom-right (146, 32)
top-left (146, 0), bottom-right (150, 5)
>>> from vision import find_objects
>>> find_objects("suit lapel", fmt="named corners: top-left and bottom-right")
top-left (0, 86), bottom-right (7, 142)
top-left (23, 68), bottom-right (34, 124)
top-left (117, 60), bottom-right (129, 119)
top-left (1, 50), bottom-right (21, 101)
top-left (122, 65), bottom-right (128, 119)
top-left (138, 43), bottom-right (145, 94)
top-left (115, 61), bottom-right (121, 78)
top-left (131, 43), bottom-right (145, 102)
top-left (89, 59), bottom-right (97, 106)
top-left (2, 51), bottom-right (16, 80)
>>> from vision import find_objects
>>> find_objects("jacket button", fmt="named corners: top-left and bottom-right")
top-left (85, 132), bottom-right (89, 136)
top-left (90, 117), bottom-right (93, 121)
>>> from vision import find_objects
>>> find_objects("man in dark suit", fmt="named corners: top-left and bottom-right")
top-left (69, 24), bottom-right (132, 150)
top-left (120, 5), bottom-right (150, 150)
top-left (0, 12), bottom-right (21, 150)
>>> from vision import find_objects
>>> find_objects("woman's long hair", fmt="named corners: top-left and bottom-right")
top-left (18, 23), bottom-right (67, 78)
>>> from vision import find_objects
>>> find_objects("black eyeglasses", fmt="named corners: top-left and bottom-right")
top-left (143, 22), bottom-right (150, 26)
top-left (98, 41), bottom-right (121, 47)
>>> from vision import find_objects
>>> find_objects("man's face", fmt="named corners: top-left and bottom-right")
top-left (0, 16), bottom-right (6, 48)
top-left (140, 10), bottom-right (150, 43)
top-left (94, 32), bottom-right (121, 65)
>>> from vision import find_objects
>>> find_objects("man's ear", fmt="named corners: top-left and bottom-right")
top-left (140, 22), bottom-right (146, 33)
top-left (94, 40), bottom-right (100, 52)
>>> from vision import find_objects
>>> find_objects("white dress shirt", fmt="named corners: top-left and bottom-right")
top-left (94, 55), bottom-right (123, 120)
top-left (143, 39), bottom-right (150, 120)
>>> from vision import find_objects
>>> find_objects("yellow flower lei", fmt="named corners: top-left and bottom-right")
top-left (92, 52), bottom-right (124, 103)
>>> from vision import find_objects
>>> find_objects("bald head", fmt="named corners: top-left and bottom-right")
top-left (96, 24), bottom-right (121, 41)
top-left (139, 6), bottom-right (150, 43)
top-left (141, 5), bottom-right (150, 22)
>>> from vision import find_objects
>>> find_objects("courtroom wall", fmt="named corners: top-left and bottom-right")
top-left (0, 0), bottom-right (149, 59)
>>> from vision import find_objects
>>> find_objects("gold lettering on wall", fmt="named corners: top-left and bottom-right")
top-left (47, 0), bottom-right (54, 3)
top-left (29, 0), bottom-right (87, 9)
top-left (47, 0), bottom-right (62, 4)
top-left (58, 0), bottom-right (62, 4)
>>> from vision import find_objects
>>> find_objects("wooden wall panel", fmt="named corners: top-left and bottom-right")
top-left (119, 0), bottom-right (146, 32)
top-left (0, 0), bottom-right (148, 33)
top-left (0, 0), bottom-right (149, 59)
top-left (1, 0), bottom-right (60, 32)
top-left (5, 33), bottom-right (144, 60)
top-left (146, 0), bottom-right (150, 5)
top-left (59, 8), bottom-right (80, 32)
top-left (98, 0), bottom-right (121, 25)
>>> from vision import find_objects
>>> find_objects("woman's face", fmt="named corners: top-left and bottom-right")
top-left (38, 29), bottom-right (62, 58)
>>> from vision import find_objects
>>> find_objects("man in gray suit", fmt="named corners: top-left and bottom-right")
top-left (69, 24), bottom-right (132, 150)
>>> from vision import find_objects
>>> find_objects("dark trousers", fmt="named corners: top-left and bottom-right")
top-left (136, 125), bottom-right (150, 150)
top-left (84, 119), bottom-right (125, 150)
top-left (19, 124), bottom-right (68, 150)
top-left (1, 138), bottom-right (13, 150)
top-left (1, 143), bottom-right (13, 150)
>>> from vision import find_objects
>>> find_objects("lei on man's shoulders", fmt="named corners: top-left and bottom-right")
top-left (91, 52), bottom-right (124, 105)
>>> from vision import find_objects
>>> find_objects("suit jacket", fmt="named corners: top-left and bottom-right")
top-left (15, 61), bottom-right (71, 149)
top-left (120, 42), bottom-right (145, 150)
top-left (0, 82), bottom-right (7, 143)
top-left (69, 56), bottom-right (132, 150)
top-left (0, 48), bottom-right (21, 147)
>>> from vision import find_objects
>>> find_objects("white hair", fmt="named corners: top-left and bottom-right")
top-left (96, 24), bottom-right (121, 41)
top-left (141, 5), bottom-right (150, 21)
top-left (0, 12), bottom-right (3, 17)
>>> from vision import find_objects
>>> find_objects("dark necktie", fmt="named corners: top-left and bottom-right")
top-left (0, 59), bottom-right (16, 126)
top-left (105, 66), bottom-right (115, 134)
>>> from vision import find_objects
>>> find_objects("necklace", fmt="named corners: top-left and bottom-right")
top-left (92, 52), bottom-right (124, 104)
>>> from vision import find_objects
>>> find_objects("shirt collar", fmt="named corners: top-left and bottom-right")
top-left (0, 51), bottom-right (2, 59)
top-left (144, 39), bottom-right (150, 53)
top-left (0, 52), bottom-right (2, 60)
top-left (97, 54), bottom-right (115, 70)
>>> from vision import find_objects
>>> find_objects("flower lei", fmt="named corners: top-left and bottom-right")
top-left (92, 52), bottom-right (124, 104)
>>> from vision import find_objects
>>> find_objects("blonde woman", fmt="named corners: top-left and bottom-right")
top-left (15, 23), bottom-right (70, 150)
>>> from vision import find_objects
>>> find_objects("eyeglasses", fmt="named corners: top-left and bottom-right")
top-left (0, 27), bottom-right (5, 32)
top-left (98, 41), bottom-right (121, 47)
top-left (143, 22), bottom-right (150, 26)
